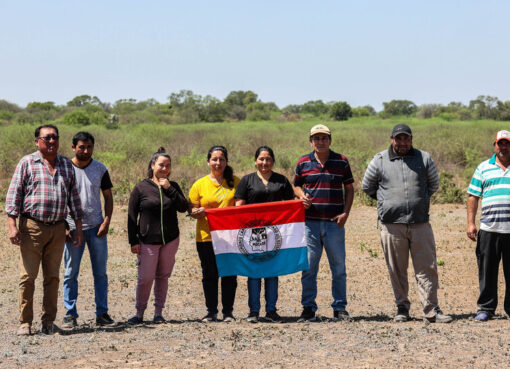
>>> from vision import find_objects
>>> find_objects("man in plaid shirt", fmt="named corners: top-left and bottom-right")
top-left (6, 124), bottom-right (83, 336)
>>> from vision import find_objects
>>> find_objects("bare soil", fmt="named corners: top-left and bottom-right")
top-left (1, 204), bottom-right (509, 369)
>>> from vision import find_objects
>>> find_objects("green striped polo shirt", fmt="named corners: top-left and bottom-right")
top-left (468, 154), bottom-right (510, 233)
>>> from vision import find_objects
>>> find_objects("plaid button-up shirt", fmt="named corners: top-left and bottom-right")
top-left (5, 151), bottom-right (83, 222)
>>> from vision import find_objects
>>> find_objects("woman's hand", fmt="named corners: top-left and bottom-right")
top-left (158, 178), bottom-right (171, 189)
top-left (131, 244), bottom-right (141, 254)
top-left (190, 207), bottom-right (206, 219)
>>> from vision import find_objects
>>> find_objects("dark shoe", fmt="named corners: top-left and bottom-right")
top-left (41, 323), bottom-right (62, 335)
top-left (223, 312), bottom-right (236, 322)
top-left (247, 311), bottom-right (259, 323)
top-left (424, 307), bottom-right (453, 324)
top-left (297, 307), bottom-right (316, 322)
top-left (394, 306), bottom-right (410, 322)
top-left (474, 311), bottom-right (493, 322)
top-left (96, 313), bottom-right (115, 326)
top-left (62, 315), bottom-right (77, 329)
top-left (17, 323), bottom-right (31, 336)
top-left (153, 315), bottom-right (166, 324)
top-left (332, 310), bottom-right (351, 322)
top-left (264, 311), bottom-right (282, 323)
top-left (127, 316), bottom-right (143, 325)
top-left (201, 312), bottom-right (217, 323)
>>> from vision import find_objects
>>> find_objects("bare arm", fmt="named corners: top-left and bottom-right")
top-left (467, 195), bottom-right (479, 241)
top-left (293, 184), bottom-right (311, 209)
top-left (97, 188), bottom-right (113, 238)
top-left (332, 183), bottom-right (354, 227)
top-left (235, 199), bottom-right (246, 206)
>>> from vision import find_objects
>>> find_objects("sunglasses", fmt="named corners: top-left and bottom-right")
top-left (38, 135), bottom-right (59, 142)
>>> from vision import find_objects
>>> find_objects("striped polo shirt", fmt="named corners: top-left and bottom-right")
top-left (294, 150), bottom-right (354, 221)
top-left (468, 154), bottom-right (510, 233)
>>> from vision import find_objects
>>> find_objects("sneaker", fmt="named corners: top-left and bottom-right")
top-left (201, 312), bottom-right (217, 323)
top-left (332, 310), bottom-right (351, 322)
top-left (153, 315), bottom-right (166, 324)
top-left (394, 306), bottom-right (410, 323)
top-left (41, 323), bottom-right (62, 335)
top-left (17, 323), bottom-right (31, 336)
top-left (424, 307), bottom-right (453, 324)
top-left (62, 315), bottom-right (77, 329)
top-left (474, 311), bottom-right (493, 322)
top-left (127, 316), bottom-right (143, 325)
top-left (96, 313), bottom-right (115, 326)
top-left (297, 306), bottom-right (316, 322)
top-left (247, 311), bottom-right (259, 323)
top-left (223, 312), bottom-right (236, 322)
top-left (265, 311), bottom-right (282, 323)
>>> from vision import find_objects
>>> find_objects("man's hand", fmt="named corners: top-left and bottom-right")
top-left (97, 220), bottom-right (110, 238)
top-left (332, 212), bottom-right (349, 227)
top-left (131, 244), bottom-right (141, 254)
top-left (65, 229), bottom-right (72, 242)
top-left (72, 230), bottom-right (83, 247)
top-left (300, 193), bottom-right (312, 209)
top-left (467, 223), bottom-right (478, 241)
top-left (8, 225), bottom-right (21, 246)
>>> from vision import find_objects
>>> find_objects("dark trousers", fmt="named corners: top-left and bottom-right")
top-left (476, 230), bottom-right (510, 315)
top-left (196, 242), bottom-right (237, 315)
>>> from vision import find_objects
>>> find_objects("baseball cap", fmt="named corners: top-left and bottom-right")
top-left (310, 124), bottom-right (331, 136)
top-left (391, 124), bottom-right (412, 137)
top-left (494, 130), bottom-right (510, 143)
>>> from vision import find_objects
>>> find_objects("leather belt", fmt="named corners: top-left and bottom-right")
top-left (21, 213), bottom-right (65, 226)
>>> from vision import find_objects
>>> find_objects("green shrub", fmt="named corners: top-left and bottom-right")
top-left (62, 110), bottom-right (90, 126)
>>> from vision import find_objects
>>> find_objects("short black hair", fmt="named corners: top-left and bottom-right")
top-left (34, 124), bottom-right (59, 138)
top-left (72, 131), bottom-right (95, 146)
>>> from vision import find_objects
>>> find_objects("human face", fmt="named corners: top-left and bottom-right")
top-left (72, 139), bottom-right (94, 163)
top-left (495, 139), bottom-right (510, 162)
top-left (391, 133), bottom-right (412, 156)
top-left (35, 127), bottom-right (59, 157)
top-left (309, 133), bottom-right (331, 154)
top-left (255, 150), bottom-right (274, 175)
top-left (208, 150), bottom-right (227, 176)
top-left (152, 156), bottom-right (171, 179)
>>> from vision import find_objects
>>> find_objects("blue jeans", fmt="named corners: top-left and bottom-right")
top-left (301, 220), bottom-right (347, 312)
top-left (63, 226), bottom-right (109, 317)
top-left (247, 277), bottom-right (278, 313)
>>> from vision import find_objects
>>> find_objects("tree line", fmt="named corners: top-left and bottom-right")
top-left (1, 91), bottom-right (509, 128)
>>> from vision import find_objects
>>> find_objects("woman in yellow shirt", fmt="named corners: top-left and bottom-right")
top-left (189, 145), bottom-right (240, 322)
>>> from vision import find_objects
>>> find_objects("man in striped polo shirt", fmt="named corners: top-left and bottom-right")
top-left (467, 130), bottom-right (510, 322)
top-left (293, 124), bottom-right (354, 322)
top-left (362, 124), bottom-right (452, 323)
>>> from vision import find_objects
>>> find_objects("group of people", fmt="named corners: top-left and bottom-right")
top-left (6, 123), bottom-right (510, 336)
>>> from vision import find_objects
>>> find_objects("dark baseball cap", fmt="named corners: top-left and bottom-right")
top-left (391, 124), bottom-right (412, 137)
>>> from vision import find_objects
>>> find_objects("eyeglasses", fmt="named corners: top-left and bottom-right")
top-left (497, 140), bottom-right (510, 147)
top-left (38, 135), bottom-right (59, 142)
top-left (311, 136), bottom-right (330, 142)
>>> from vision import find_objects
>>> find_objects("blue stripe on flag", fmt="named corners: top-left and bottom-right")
top-left (215, 247), bottom-right (309, 278)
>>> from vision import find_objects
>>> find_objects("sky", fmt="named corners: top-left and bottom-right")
top-left (1, 0), bottom-right (509, 111)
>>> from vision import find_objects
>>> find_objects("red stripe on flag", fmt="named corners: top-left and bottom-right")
top-left (206, 200), bottom-right (304, 231)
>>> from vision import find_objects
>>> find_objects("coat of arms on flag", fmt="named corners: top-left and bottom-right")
top-left (205, 200), bottom-right (309, 278)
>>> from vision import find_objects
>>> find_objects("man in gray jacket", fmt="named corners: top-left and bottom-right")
top-left (362, 124), bottom-right (452, 323)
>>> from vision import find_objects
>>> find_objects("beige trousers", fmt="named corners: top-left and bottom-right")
top-left (18, 217), bottom-right (66, 325)
top-left (380, 222), bottom-right (439, 317)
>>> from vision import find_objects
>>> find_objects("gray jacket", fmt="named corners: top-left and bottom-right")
top-left (361, 146), bottom-right (439, 224)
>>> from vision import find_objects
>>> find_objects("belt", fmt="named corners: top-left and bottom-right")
top-left (21, 213), bottom-right (65, 226)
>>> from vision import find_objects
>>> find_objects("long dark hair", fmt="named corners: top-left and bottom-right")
top-left (207, 145), bottom-right (234, 188)
top-left (254, 145), bottom-right (275, 162)
top-left (147, 147), bottom-right (171, 178)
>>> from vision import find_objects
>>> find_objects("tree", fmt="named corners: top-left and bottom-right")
top-left (67, 95), bottom-right (102, 107)
top-left (352, 105), bottom-right (376, 117)
top-left (224, 91), bottom-right (258, 107)
top-left (62, 110), bottom-right (91, 125)
top-left (246, 101), bottom-right (271, 121)
top-left (329, 102), bottom-right (352, 121)
top-left (301, 100), bottom-right (329, 116)
top-left (26, 101), bottom-right (58, 112)
top-left (382, 100), bottom-right (417, 116)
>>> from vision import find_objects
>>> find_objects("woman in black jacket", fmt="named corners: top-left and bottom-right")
top-left (127, 147), bottom-right (188, 324)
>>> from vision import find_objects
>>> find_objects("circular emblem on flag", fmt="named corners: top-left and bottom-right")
top-left (236, 220), bottom-right (282, 261)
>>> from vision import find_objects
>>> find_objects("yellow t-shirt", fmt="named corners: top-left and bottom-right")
top-left (188, 175), bottom-right (240, 242)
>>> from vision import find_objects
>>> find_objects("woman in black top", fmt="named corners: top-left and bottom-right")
top-left (235, 146), bottom-right (294, 323)
top-left (127, 147), bottom-right (188, 324)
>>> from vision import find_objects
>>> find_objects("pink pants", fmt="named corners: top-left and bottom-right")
top-left (135, 237), bottom-right (179, 317)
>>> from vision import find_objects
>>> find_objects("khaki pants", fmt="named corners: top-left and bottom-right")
top-left (19, 217), bottom-right (66, 325)
top-left (380, 222), bottom-right (439, 317)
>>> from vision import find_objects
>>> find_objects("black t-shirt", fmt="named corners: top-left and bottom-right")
top-left (235, 172), bottom-right (294, 205)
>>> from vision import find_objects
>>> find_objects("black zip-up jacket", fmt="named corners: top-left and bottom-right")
top-left (128, 179), bottom-right (188, 246)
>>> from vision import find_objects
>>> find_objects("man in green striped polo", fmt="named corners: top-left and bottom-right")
top-left (467, 130), bottom-right (510, 322)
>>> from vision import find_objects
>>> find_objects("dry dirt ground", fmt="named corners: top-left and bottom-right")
top-left (1, 204), bottom-right (509, 369)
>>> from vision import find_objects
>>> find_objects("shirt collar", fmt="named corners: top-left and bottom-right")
top-left (489, 154), bottom-right (497, 165)
top-left (34, 151), bottom-right (61, 166)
